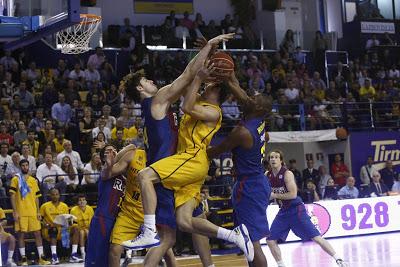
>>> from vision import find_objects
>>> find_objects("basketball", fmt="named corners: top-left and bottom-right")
top-left (210, 52), bottom-right (234, 79)
top-left (336, 127), bottom-right (348, 140)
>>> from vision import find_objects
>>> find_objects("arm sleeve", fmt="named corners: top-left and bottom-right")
top-left (9, 177), bottom-right (18, 194)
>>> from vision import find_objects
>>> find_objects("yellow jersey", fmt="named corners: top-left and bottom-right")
top-left (0, 207), bottom-right (5, 221)
top-left (52, 138), bottom-right (69, 154)
top-left (22, 140), bottom-right (40, 158)
top-left (70, 206), bottom-right (94, 230)
top-left (177, 100), bottom-right (222, 154)
top-left (111, 127), bottom-right (129, 140)
top-left (9, 175), bottom-right (41, 217)
top-left (120, 149), bottom-right (146, 219)
top-left (40, 201), bottom-right (69, 226)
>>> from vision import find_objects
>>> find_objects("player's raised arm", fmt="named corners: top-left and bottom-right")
top-left (181, 63), bottom-right (220, 122)
top-left (207, 125), bottom-right (251, 159)
top-left (101, 148), bottom-right (132, 180)
top-left (271, 170), bottom-right (298, 200)
top-left (154, 33), bottom-right (234, 106)
top-left (226, 71), bottom-right (253, 108)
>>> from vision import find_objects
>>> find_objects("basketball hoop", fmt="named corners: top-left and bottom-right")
top-left (57, 14), bottom-right (101, 54)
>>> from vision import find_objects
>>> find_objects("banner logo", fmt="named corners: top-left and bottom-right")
top-left (306, 203), bottom-right (331, 236)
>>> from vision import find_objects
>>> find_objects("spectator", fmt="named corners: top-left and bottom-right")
top-left (331, 154), bottom-right (350, 186)
top-left (0, 142), bottom-right (12, 176)
top-left (359, 78), bottom-right (376, 100)
top-left (120, 30), bottom-right (136, 52)
top-left (60, 156), bottom-right (79, 193)
top-left (51, 93), bottom-right (72, 127)
top-left (70, 195), bottom-right (94, 261)
top-left (4, 152), bottom-right (21, 182)
top-left (220, 14), bottom-right (232, 33)
top-left (310, 71), bottom-right (327, 90)
top-left (0, 51), bottom-right (17, 70)
top-left (20, 143), bottom-right (36, 175)
top-left (68, 63), bottom-right (86, 84)
top-left (41, 82), bottom-right (59, 111)
top-left (293, 46), bottom-right (306, 64)
top-left (106, 84), bottom-right (121, 115)
top-left (221, 93), bottom-right (240, 122)
top-left (388, 64), bottom-right (400, 80)
top-left (287, 159), bottom-right (302, 190)
top-left (52, 59), bottom-right (70, 82)
top-left (365, 34), bottom-right (380, 50)
top-left (380, 160), bottom-right (397, 190)
top-left (111, 118), bottom-right (129, 141)
top-left (359, 156), bottom-right (377, 185)
top-left (84, 63), bottom-right (101, 88)
top-left (175, 20), bottom-right (190, 40)
top-left (82, 153), bottom-right (101, 185)
top-left (28, 109), bottom-right (45, 133)
top-left (301, 180), bottom-right (320, 203)
top-left (26, 61), bottom-right (41, 84)
top-left (280, 29), bottom-right (295, 55)
top-left (22, 129), bottom-right (39, 158)
top-left (92, 117), bottom-right (111, 142)
top-left (369, 171), bottom-right (389, 197)
top-left (302, 159), bottom-right (320, 191)
top-left (119, 17), bottom-right (136, 37)
top-left (318, 165), bottom-right (332, 195)
top-left (56, 141), bottom-right (84, 171)
top-left (284, 79), bottom-right (300, 103)
top-left (39, 188), bottom-right (70, 265)
top-left (52, 129), bottom-right (69, 154)
top-left (13, 121), bottom-right (27, 150)
top-left (322, 178), bottom-right (338, 199)
top-left (0, 123), bottom-right (14, 147)
top-left (132, 128), bottom-right (145, 149)
top-left (1, 71), bottom-right (16, 104)
top-left (338, 176), bottom-right (359, 199)
top-left (392, 175), bottom-right (400, 193)
top-left (14, 81), bottom-right (35, 109)
top-left (180, 11), bottom-right (194, 29)
top-left (312, 31), bottom-right (328, 73)
top-left (36, 153), bottom-right (66, 201)
top-left (9, 159), bottom-right (50, 265)
top-left (91, 131), bottom-right (106, 154)
top-left (62, 80), bottom-right (81, 106)
top-left (102, 105), bottom-right (116, 129)
top-left (87, 47), bottom-right (105, 70)
top-left (110, 129), bottom-right (126, 152)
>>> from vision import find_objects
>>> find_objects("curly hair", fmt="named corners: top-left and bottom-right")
top-left (120, 71), bottom-right (143, 103)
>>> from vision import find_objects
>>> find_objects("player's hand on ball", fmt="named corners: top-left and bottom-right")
top-left (197, 60), bottom-right (216, 81)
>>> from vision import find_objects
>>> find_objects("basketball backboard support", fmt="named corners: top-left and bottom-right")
top-left (1, 0), bottom-right (80, 51)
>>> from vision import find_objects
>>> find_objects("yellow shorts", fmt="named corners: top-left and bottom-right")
top-left (15, 216), bottom-right (41, 232)
top-left (42, 226), bottom-right (62, 241)
top-left (110, 210), bottom-right (143, 245)
top-left (150, 150), bottom-right (209, 208)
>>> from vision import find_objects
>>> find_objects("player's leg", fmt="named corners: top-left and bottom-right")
top-left (31, 215), bottom-right (49, 265)
top-left (79, 229), bottom-right (88, 259)
top-left (266, 214), bottom-right (292, 267)
top-left (137, 167), bottom-right (161, 225)
top-left (17, 231), bottom-right (27, 264)
top-left (266, 240), bottom-right (284, 267)
top-left (48, 227), bottom-right (60, 264)
top-left (70, 225), bottom-right (83, 262)
top-left (312, 236), bottom-right (347, 266)
top-left (1, 232), bottom-right (16, 265)
top-left (192, 212), bottom-right (213, 267)
top-left (143, 226), bottom-right (177, 267)
top-left (252, 241), bottom-right (267, 267)
top-left (109, 244), bottom-right (124, 267)
top-left (86, 216), bottom-right (113, 267)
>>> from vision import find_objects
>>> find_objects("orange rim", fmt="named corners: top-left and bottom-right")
top-left (79, 14), bottom-right (102, 25)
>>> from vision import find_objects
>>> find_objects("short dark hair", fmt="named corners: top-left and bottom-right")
top-left (99, 144), bottom-right (116, 163)
top-left (27, 129), bottom-right (36, 135)
top-left (19, 159), bottom-right (29, 166)
top-left (289, 159), bottom-right (296, 164)
top-left (123, 72), bottom-right (143, 103)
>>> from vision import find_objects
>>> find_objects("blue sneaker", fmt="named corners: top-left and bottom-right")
top-left (122, 225), bottom-right (160, 250)
top-left (51, 254), bottom-right (59, 265)
top-left (69, 253), bottom-right (83, 263)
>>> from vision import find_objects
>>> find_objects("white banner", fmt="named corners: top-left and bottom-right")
top-left (261, 196), bottom-right (400, 243)
top-left (268, 129), bottom-right (337, 143)
top-left (361, 21), bottom-right (395, 34)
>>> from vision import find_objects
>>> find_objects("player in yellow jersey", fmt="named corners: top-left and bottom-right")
top-left (9, 159), bottom-right (50, 266)
top-left (70, 195), bottom-right (94, 262)
top-left (124, 62), bottom-right (255, 262)
top-left (0, 207), bottom-right (17, 266)
top-left (40, 188), bottom-right (70, 264)
top-left (101, 145), bottom-right (149, 267)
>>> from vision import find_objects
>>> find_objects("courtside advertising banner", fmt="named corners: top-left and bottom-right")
top-left (261, 196), bottom-right (400, 243)
top-left (349, 131), bottom-right (400, 175)
top-left (134, 0), bottom-right (193, 13)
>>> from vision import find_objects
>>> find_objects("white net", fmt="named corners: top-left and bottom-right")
top-left (57, 14), bottom-right (101, 54)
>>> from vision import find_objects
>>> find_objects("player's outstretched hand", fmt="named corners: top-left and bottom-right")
top-left (105, 148), bottom-right (116, 167)
top-left (197, 60), bottom-right (217, 81)
top-left (208, 33), bottom-right (235, 46)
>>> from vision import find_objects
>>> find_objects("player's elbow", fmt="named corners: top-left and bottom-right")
top-left (181, 105), bottom-right (193, 115)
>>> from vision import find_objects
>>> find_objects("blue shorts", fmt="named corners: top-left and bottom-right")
top-left (268, 203), bottom-right (320, 242)
top-left (85, 215), bottom-right (115, 267)
top-left (155, 184), bottom-right (205, 229)
top-left (232, 174), bottom-right (271, 242)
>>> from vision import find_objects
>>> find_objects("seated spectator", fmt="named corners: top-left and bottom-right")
top-left (13, 121), bottom-right (27, 150)
top-left (29, 109), bottom-right (45, 133)
top-left (301, 180), bottom-right (320, 203)
top-left (84, 63), bottom-right (101, 89)
top-left (52, 59), bottom-right (70, 82)
top-left (175, 20), bottom-right (190, 40)
top-left (365, 34), bottom-right (380, 50)
top-left (39, 188), bottom-right (69, 265)
top-left (110, 129), bottom-right (126, 152)
top-left (318, 165), bottom-right (332, 194)
top-left (102, 105), bottom-right (116, 129)
top-left (288, 159), bottom-right (302, 190)
top-left (203, 20), bottom-right (220, 39)
top-left (56, 141), bottom-right (84, 171)
top-left (284, 79), bottom-right (300, 103)
top-left (293, 46), bottom-right (306, 64)
top-left (60, 156), bottom-right (79, 193)
top-left (359, 78), bottom-right (376, 100)
top-left (0, 123), bottom-right (14, 148)
top-left (111, 118), bottom-right (129, 141)
top-left (91, 132), bottom-right (106, 154)
top-left (221, 93), bottom-right (240, 122)
top-left (0, 206), bottom-right (17, 266)
top-left (118, 107), bottom-right (135, 129)
top-left (132, 128), bottom-right (145, 149)
top-left (369, 171), bottom-right (389, 197)
top-left (1, 71), bottom-right (16, 104)
top-left (26, 61), bottom-right (41, 83)
top-left (52, 129), bottom-right (69, 154)
top-left (4, 152), bottom-right (21, 182)
top-left (68, 63), bottom-right (86, 85)
top-left (87, 47), bottom-right (106, 70)
top-left (302, 159), bottom-right (320, 191)
top-left (0, 50), bottom-right (17, 71)
top-left (36, 153), bottom-right (66, 201)
top-left (380, 160), bottom-right (397, 190)
top-left (51, 93), bottom-right (72, 128)
top-left (70, 195), bottom-right (94, 261)
top-left (248, 75), bottom-right (265, 94)
top-left (388, 64), bottom-right (400, 80)
top-left (310, 71), bottom-right (327, 90)
top-left (0, 142), bottom-right (12, 176)
top-left (392, 175), bottom-right (400, 193)
top-left (331, 154), bottom-right (350, 186)
top-left (20, 143), bottom-right (37, 175)
top-left (359, 156), bottom-right (377, 185)
top-left (338, 176), bottom-right (359, 199)
top-left (62, 80), bottom-right (81, 106)
top-left (22, 129), bottom-right (39, 158)
top-left (82, 153), bottom-right (101, 186)
top-left (92, 117), bottom-right (111, 142)
top-left (322, 178), bottom-right (338, 199)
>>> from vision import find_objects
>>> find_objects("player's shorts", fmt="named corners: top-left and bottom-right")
top-left (86, 215), bottom-right (115, 267)
top-left (232, 174), bottom-right (271, 242)
top-left (150, 150), bottom-right (209, 208)
top-left (155, 184), bottom-right (205, 229)
top-left (110, 210), bottom-right (142, 245)
top-left (42, 226), bottom-right (61, 241)
top-left (268, 203), bottom-right (320, 242)
top-left (15, 216), bottom-right (41, 232)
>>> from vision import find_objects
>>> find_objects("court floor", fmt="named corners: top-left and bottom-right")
top-left (51, 231), bottom-right (400, 266)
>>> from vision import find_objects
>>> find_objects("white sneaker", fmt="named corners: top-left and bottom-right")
top-left (6, 260), bottom-right (17, 267)
top-left (122, 225), bottom-right (160, 250)
top-left (336, 259), bottom-right (349, 267)
top-left (232, 224), bottom-right (254, 262)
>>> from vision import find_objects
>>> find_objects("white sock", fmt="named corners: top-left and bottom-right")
top-left (126, 249), bottom-right (132, 258)
top-left (51, 245), bottom-right (57, 255)
top-left (217, 227), bottom-right (235, 243)
top-left (144, 214), bottom-right (156, 231)
top-left (72, 244), bottom-right (78, 254)
top-left (8, 250), bottom-right (14, 261)
top-left (208, 265), bottom-right (216, 267)
top-left (80, 246), bottom-right (85, 255)
top-left (37, 246), bottom-right (44, 257)
top-left (19, 247), bottom-right (26, 257)
top-left (277, 260), bottom-right (286, 267)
